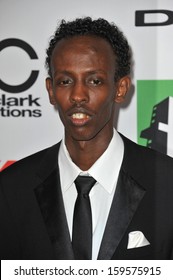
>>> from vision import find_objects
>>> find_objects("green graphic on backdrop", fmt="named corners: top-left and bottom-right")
top-left (137, 80), bottom-right (173, 147)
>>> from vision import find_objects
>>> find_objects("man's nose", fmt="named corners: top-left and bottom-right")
top-left (70, 81), bottom-right (89, 105)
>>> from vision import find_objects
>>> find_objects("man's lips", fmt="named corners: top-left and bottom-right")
top-left (71, 113), bottom-right (90, 119)
top-left (67, 108), bottom-right (94, 126)
top-left (70, 113), bottom-right (91, 126)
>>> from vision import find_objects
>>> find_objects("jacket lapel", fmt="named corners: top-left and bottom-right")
top-left (98, 169), bottom-right (146, 259)
top-left (98, 135), bottom-right (147, 260)
top-left (34, 143), bottom-right (74, 260)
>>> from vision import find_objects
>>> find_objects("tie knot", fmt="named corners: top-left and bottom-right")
top-left (75, 176), bottom-right (96, 196)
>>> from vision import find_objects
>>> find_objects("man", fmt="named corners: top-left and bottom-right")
top-left (0, 17), bottom-right (173, 260)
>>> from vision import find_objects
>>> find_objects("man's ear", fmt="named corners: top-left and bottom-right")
top-left (45, 77), bottom-right (56, 105)
top-left (115, 76), bottom-right (131, 103)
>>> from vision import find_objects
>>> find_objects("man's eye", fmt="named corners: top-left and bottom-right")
top-left (90, 79), bottom-right (102, 86)
top-left (58, 79), bottom-right (72, 86)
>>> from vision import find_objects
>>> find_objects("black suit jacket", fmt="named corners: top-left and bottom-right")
top-left (0, 134), bottom-right (173, 259)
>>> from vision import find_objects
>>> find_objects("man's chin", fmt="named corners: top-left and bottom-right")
top-left (71, 134), bottom-right (95, 142)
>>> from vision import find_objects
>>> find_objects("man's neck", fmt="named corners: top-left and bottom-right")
top-left (65, 132), bottom-right (113, 171)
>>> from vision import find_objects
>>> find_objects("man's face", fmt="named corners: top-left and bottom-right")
top-left (46, 35), bottom-right (129, 143)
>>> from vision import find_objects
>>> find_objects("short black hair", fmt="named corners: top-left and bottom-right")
top-left (45, 17), bottom-right (131, 80)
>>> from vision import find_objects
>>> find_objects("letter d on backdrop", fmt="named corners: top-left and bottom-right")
top-left (135, 10), bottom-right (173, 26)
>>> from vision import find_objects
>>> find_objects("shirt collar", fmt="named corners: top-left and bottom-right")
top-left (58, 129), bottom-right (124, 194)
top-left (58, 140), bottom-right (80, 192)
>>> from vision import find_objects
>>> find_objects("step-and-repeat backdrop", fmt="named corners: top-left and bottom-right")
top-left (0, 0), bottom-right (173, 170)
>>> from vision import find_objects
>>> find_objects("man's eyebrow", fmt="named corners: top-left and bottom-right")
top-left (86, 70), bottom-right (107, 74)
top-left (54, 70), bottom-right (71, 75)
top-left (54, 69), bottom-right (107, 76)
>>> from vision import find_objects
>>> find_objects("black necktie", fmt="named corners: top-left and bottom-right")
top-left (72, 175), bottom-right (96, 259)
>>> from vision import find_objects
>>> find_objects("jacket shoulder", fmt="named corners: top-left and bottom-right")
top-left (0, 142), bottom-right (60, 181)
top-left (122, 134), bottom-right (173, 163)
top-left (120, 133), bottom-right (173, 185)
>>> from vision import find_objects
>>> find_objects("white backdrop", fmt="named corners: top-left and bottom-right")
top-left (0, 0), bottom-right (173, 169)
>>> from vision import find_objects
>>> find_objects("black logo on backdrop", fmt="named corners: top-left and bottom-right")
top-left (135, 10), bottom-right (173, 26)
top-left (140, 97), bottom-right (171, 155)
top-left (0, 38), bottom-right (39, 93)
top-left (0, 38), bottom-right (41, 117)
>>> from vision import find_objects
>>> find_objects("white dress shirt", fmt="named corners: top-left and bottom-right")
top-left (58, 129), bottom-right (124, 259)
